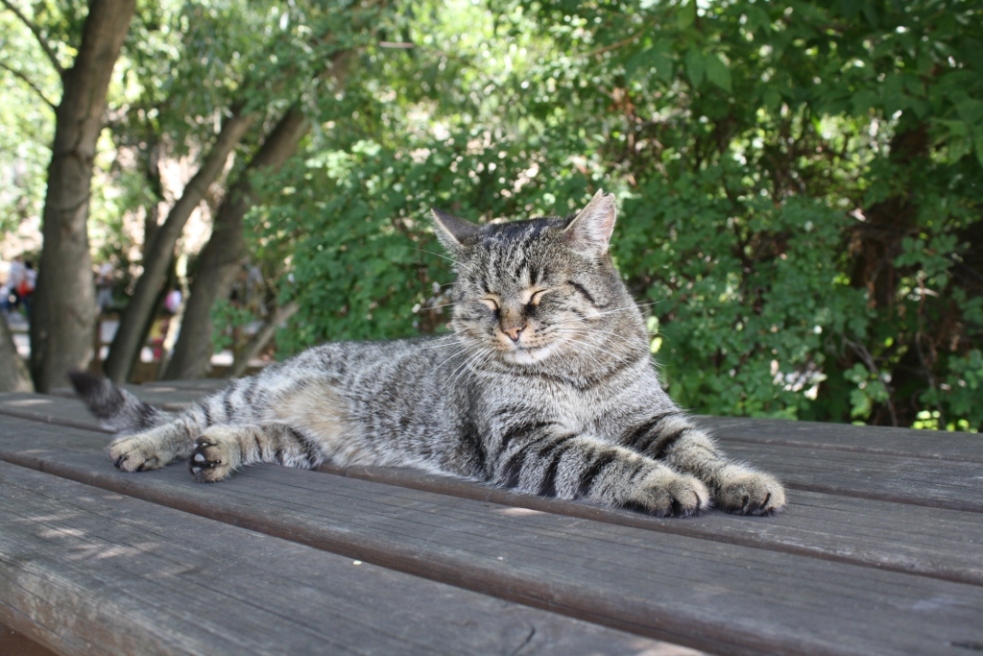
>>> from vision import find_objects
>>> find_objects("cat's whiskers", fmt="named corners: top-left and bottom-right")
top-left (429, 341), bottom-right (469, 377)
top-left (553, 332), bottom-right (609, 373)
top-left (552, 329), bottom-right (635, 370)
top-left (410, 247), bottom-right (478, 276)
top-left (416, 334), bottom-right (462, 351)
top-left (446, 345), bottom-right (494, 389)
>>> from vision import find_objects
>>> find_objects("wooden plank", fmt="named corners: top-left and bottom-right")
top-left (3, 407), bottom-right (983, 587)
top-left (0, 463), bottom-right (686, 656)
top-left (47, 380), bottom-right (223, 410)
top-left (1, 417), bottom-right (982, 655)
top-left (5, 390), bottom-right (981, 514)
top-left (323, 464), bottom-right (983, 587)
top-left (722, 442), bottom-right (983, 513)
top-left (26, 388), bottom-right (982, 465)
top-left (0, 394), bottom-right (111, 433)
top-left (698, 416), bottom-right (983, 464)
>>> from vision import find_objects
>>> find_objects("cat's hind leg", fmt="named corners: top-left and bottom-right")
top-left (623, 413), bottom-right (786, 515)
top-left (189, 423), bottom-right (324, 483)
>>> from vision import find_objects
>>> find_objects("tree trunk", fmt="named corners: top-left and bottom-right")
top-left (29, 0), bottom-right (136, 392)
top-left (163, 104), bottom-right (310, 380)
top-left (226, 300), bottom-right (299, 379)
top-left (0, 318), bottom-right (32, 393)
top-left (102, 108), bottom-right (256, 383)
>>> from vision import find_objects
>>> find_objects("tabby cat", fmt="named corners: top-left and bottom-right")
top-left (72, 191), bottom-right (785, 516)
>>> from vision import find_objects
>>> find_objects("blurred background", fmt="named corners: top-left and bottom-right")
top-left (1, 0), bottom-right (981, 431)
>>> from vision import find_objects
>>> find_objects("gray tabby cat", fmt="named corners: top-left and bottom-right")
top-left (72, 191), bottom-right (785, 516)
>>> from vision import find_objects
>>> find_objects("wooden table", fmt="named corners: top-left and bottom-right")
top-left (1, 381), bottom-right (981, 655)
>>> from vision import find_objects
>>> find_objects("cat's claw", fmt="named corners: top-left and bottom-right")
top-left (189, 433), bottom-right (238, 483)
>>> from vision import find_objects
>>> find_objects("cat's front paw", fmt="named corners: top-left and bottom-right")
top-left (189, 430), bottom-right (240, 483)
top-left (625, 471), bottom-right (710, 517)
top-left (715, 470), bottom-right (786, 515)
top-left (109, 435), bottom-right (166, 472)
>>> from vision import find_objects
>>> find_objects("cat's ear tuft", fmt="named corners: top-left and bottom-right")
top-left (431, 208), bottom-right (480, 252)
top-left (563, 190), bottom-right (617, 255)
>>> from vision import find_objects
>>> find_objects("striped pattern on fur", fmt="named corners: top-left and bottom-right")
top-left (72, 191), bottom-right (785, 517)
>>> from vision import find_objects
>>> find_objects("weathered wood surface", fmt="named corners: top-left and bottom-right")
top-left (3, 388), bottom-right (983, 655)
top-left (2, 412), bottom-right (983, 655)
top-left (697, 415), bottom-right (983, 463)
top-left (0, 462), bottom-right (689, 656)
top-left (6, 392), bottom-right (982, 513)
top-left (3, 397), bottom-right (983, 585)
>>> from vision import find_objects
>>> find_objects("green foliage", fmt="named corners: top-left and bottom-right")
top-left (3, 0), bottom-right (982, 431)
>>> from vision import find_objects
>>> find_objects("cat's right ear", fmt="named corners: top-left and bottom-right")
top-left (431, 208), bottom-right (480, 252)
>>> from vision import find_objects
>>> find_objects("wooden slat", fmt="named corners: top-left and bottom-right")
top-left (698, 416), bottom-right (983, 464)
top-left (0, 462), bottom-right (685, 656)
top-left (30, 388), bottom-right (982, 465)
top-left (3, 399), bottom-right (983, 585)
top-left (1, 417), bottom-right (982, 655)
top-left (4, 391), bottom-right (981, 513)
top-left (722, 442), bottom-right (983, 513)
top-left (0, 394), bottom-right (110, 433)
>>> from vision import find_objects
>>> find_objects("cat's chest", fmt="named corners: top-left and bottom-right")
top-left (487, 378), bottom-right (628, 433)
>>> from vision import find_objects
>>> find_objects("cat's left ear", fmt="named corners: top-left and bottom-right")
top-left (431, 207), bottom-right (480, 252)
top-left (563, 190), bottom-right (617, 255)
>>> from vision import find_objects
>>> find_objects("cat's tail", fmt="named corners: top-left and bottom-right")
top-left (69, 371), bottom-right (177, 433)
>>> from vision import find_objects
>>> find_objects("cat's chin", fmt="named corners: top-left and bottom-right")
top-left (502, 343), bottom-right (557, 366)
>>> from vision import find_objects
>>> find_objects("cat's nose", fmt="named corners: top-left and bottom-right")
top-left (502, 326), bottom-right (524, 342)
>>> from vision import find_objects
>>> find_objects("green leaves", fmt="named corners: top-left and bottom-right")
top-left (4, 0), bottom-right (981, 429)
top-left (705, 53), bottom-right (732, 93)
top-left (685, 48), bottom-right (704, 87)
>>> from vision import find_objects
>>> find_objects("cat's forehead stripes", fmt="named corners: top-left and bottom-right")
top-left (473, 217), bottom-right (565, 292)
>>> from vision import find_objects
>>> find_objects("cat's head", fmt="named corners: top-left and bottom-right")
top-left (432, 191), bottom-right (646, 371)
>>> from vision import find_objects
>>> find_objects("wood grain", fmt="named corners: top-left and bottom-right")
top-left (1, 416), bottom-right (981, 656)
top-left (0, 462), bottom-right (688, 656)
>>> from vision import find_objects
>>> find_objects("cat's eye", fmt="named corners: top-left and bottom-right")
top-left (480, 296), bottom-right (500, 311)
top-left (529, 289), bottom-right (549, 305)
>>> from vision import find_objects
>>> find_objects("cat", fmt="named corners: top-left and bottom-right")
top-left (71, 191), bottom-right (785, 517)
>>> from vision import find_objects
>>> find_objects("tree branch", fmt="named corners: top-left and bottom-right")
top-left (1, 0), bottom-right (65, 76)
top-left (583, 19), bottom-right (656, 58)
top-left (0, 60), bottom-right (56, 109)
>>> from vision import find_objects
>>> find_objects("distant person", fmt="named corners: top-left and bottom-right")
top-left (164, 287), bottom-right (182, 315)
top-left (21, 261), bottom-right (36, 318)
top-left (96, 261), bottom-right (115, 313)
top-left (7, 256), bottom-right (25, 312)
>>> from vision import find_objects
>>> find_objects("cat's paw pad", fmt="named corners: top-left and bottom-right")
top-left (627, 473), bottom-right (710, 517)
top-left (716, 472), bottom-right (786, 515)
top-left (189, 432), bottom-right (238, 483)
top-left (109, 435), bottom-right (165, 473)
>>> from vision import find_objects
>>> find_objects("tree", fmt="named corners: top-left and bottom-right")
top-left (0, 318), bottom-right (31, 392)
top-left (163, 102), bottom-right (314, 379)
top-left (2, 0), bottom-right (137, 392)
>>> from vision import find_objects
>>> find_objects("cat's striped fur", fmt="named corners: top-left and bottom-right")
top-left (71, 191), bottom-right (785, 516)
